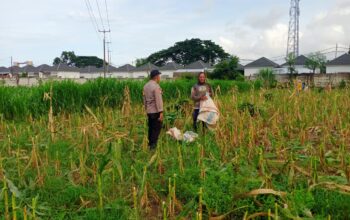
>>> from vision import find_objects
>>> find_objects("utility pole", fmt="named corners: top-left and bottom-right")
top-left (335, 43), bottom-right (338, 58)
top-left (98, 29), bottom-right (110, 78)
top-left (106, 41), bottom-right (112, 76)
top-left (10, 56), bottom-right (13, 75)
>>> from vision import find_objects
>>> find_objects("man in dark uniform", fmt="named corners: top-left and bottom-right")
top-left (143, 70), bottom-right (163, 150)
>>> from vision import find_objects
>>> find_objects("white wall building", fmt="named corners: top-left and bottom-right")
top-left (80, 66), bottom-right (104, 79)
top-left (111, 64), bottom-right (135, 78)
top-left (53, 64), bottom-right (80, 79)
top-left (326, 53), bottom-right (350, 74)
top-left (132, 63), bottom-right (158, 79)
top-left (244, 57), bottom-right (279, 77)
top-left (280, 55), bottom-right (320, 74)
top-left (174, 61), bottom-right (213, 77)
top-left (159, 62), bottom-right (183, 79)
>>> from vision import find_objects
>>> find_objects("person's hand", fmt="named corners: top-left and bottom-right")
top-left (201, 96), bottom-right (208, 101)
top-left (158, 112), bottom-right (163, 122)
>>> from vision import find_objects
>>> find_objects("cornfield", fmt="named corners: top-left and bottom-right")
top-left (0, 79), bottom-right (350, 219)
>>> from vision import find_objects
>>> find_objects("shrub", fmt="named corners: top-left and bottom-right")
top-left (258, 68), bottom-right (277, 88)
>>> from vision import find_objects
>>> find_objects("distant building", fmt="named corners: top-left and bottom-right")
top-left (159, 62), bottom-right (183, 79)
top-left (52, 63), bottom-right (80, 79)
top-left (244, 57), bottom-right (279, 76)
top-left (37, 64), bottom-right (54, 78)
top-left (22, 65), bottom-right (39, 77)
top-left (132, 63), bottom-right (158, 79)
top-left (111, 64), bottom-right (135, 78)
top-left (280, 55), bottom-right (318, 74)
top-left (326, 53), bottom-right (350, 74)
top-left (0, 67), bottom-right (10, 77)
top-left (174, 60), bottom-right (213, 77)
top-left (80, 66), bottom-right (104, 79)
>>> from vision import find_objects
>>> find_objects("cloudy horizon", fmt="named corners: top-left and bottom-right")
top-left (1, 0), bottom-right (349, 67)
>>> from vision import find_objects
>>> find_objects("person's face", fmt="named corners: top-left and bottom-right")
top-left (155, 74), bottom-right (161, 83)
top-left (198, 74), bottom-right (206, 84)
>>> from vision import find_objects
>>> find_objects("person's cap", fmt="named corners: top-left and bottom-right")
top-left (150, 69), bottom-right (161, 78)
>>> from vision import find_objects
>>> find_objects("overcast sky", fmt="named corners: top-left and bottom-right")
top-left (0, 0), bottom-right (349, 67)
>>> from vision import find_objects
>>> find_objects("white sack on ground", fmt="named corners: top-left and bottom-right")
top-left (166, 128), bottom-right (198, 143)
top-left (166, 127), bottom-right (183, 140)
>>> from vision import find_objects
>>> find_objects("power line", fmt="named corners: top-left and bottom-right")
top-left (95, 0), bottom-right (105, 29)
top-left (84, 0), bottom-right (101, 39)
top-left (104, 0), bottom-right (112, 40)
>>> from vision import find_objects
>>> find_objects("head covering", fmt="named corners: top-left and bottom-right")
top-left (150, 69), bottom-right (161, 78)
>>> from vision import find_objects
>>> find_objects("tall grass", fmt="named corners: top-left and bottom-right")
top-left (0, 78), bottom-right (261, 120)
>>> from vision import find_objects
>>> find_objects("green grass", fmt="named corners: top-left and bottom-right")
top-left (1, 80), bottom-right (350, 219)
top-left (0, 78), bottom-right (261, 120)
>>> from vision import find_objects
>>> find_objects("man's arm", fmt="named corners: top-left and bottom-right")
top-left (155, 87), bottom-right (163, 113)
top-left (142, 90), bottom-right (147, 111)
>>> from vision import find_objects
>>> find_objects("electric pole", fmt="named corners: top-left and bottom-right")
top-left (99, 29), bottom-right (110, 78)
top-left (335, 43), bottom-right (338, 58)
top-left (10, 56), bottom-right (13, 75)
top-left (106, 41), bottom-right (112, 76)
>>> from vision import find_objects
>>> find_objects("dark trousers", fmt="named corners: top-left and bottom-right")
top-left (193, 109), bottom-right (202, 132)
top-left (148, 113), bottom-right (162, 149)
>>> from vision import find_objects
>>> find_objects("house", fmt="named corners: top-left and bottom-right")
top-left (0, 67), bottom-right (10, 77)
top-left (280, 55), bottom-right (318, 74)
top-left (37, 64), bottom-right (54, 78)
top-left (52, 63), bottom-right (80, 79)
top-left (22, 65), bottom-right (39, 77)
top-left (326, 53), bottom-right (350, 74)
top-left (80, 66), bottom-right (104, 79)
top-left (159, 62), bottom-right (183, 79)
top-left (132, 63), bottom-right (158, 79)
top-left (111, 64), bottom-right (135, 78)
top-left (8, 66), bottom-right (23, 75)
top-left (244, 57), bottom-right (279, 77)
top-left (174, 60), bottom-right (213, 77)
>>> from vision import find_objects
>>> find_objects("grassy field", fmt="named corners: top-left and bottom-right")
top-left (1, 80), bottom-right (350, 219)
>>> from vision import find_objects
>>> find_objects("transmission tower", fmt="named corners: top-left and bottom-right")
top-left (286, 0), bottom-right (300, 58)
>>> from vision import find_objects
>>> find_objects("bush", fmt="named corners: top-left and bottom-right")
top-left (339, 80), bottom-right (347, 89)
top-left (210, 56), bottom-right (242, 80)
top-left (258, 68), bottom-right (277, 88)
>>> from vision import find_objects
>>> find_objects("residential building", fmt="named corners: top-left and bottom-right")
top-left (132, 63), bottom-right (158, 79)
top-left (111, 64), bottom-right (135, 78)
top-left (326, 53), bottom-right (350, 74)
top-left (244, 57), bottom-right (279, 77)
top-left (159, 62), bottom-right (183, 79)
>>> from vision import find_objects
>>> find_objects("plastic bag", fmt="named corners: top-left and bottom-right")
top-left (166, 127), bottom-right (198, 143)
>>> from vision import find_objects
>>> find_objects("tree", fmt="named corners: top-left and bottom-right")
top-left (305, 52), bottom-right (326, 74)
top-left (258, 68), bottom-right (277, 88)
top-left (145, 38), bottom-right (229, 66)
top-left (74, 56), bottom-right (104, 68)
top-left (53, 51), bottom-right (105, 68)
top-left (286, 53), bottom-right (297, 79)
top-left (135, 58), bottom-right (148, 67)
top-left (210, 56), bottom-right (242, 80)
top-left (53, 57), bottom-right (61, 65)
top-left (53, 51), bottom-right (77, 66)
